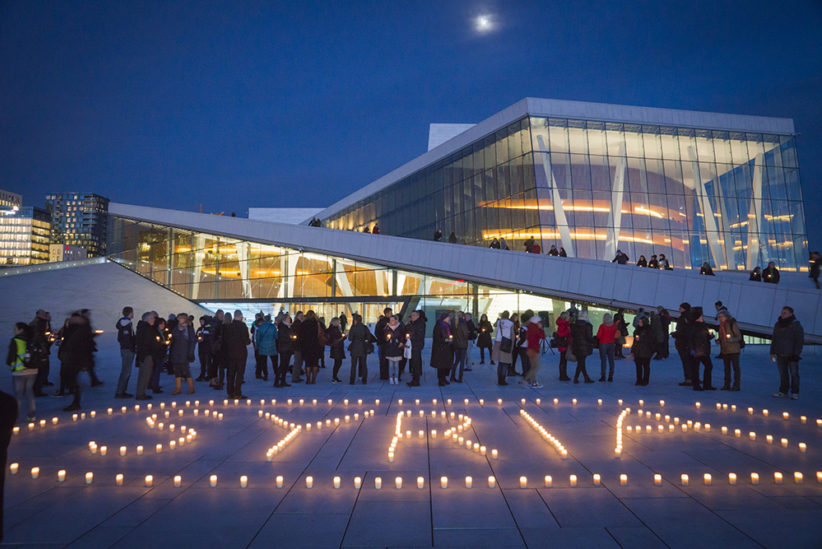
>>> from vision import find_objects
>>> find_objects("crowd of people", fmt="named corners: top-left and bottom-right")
top-left (4, 297), bottom-right (809, 421)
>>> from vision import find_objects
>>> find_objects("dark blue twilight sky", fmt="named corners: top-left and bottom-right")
top-left (1, 1), bottom-right (820, 248)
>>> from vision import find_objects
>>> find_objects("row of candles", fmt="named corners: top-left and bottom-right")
top-left (519, 409), bottom-right (568, 458)
top-left (625, 407), bottom-right (809, 452)
top-left (12, 466), bottom-right (820, 488)
top-left (696, 401), bottom-right (822, 429)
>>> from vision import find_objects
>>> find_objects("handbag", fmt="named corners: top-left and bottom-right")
top-left (500, 336), bottom-right (513, 353)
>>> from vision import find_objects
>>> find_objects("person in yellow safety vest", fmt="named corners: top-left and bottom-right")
top-left (6, 322), bottom-right (37, 422)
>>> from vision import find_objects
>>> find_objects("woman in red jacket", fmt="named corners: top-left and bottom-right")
top-left (524, 316), bottom-right (545, 388)
top-left (555, 312), bottom-right (571, 381)
top-left (596, 314), bottom-right (618, 382)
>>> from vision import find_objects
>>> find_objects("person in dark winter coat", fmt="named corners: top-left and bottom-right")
top-left (114, 306), bottom-right (136, 398)
top-left (208, 310), bottom-right (224, 388)
top-left (135, 312), bottom-right (161, 400)
top-left (611, 250), bottom-right (629, 264)
top-left (195, 316), bottom-right (212, 382)
top-left (810, 251), bottom-right (821, 289)
top-left (689, 308), bottom-right (716, 391)
top-left (374, 308), bottom-right (392, 381)
top-left (476, 314), bottom-right (493, 364)
top-left (222, 311), bottom-right (251, 399)
top-left (168, 313), bottom-right (196, 395)
top-left (405, 310), bottom-right (426, 387)
top-left (431, 312), bottom-right (454, 386)
top-left (555, 312), bottom-right (571, 380)
top-left (290, 312), bottom-right (304, 383)
top-left (450, 312), bottom-right (468, 383)
top-left (636, 255), bottom-right (648, 267)
top-left (326, 318), bottom-right (345, 383)
top-left (631, 317), bottom-right (655, 385)
top-left (763, 261), bottom-right (780, 284)
top-left (749, 266), bottom-right (762, 281)
top-left (29, 310), bottom-right (51, 396)
top-left (570, 311), bottom-right (595, 383)
top-left (274, 316), bottom-right (293, 388)
top-left (61, 312), bottom-right (96, 411)
top-left (770, 306), bottom-right (804, 399)
top-left (648, 254), bottom-right (659, 269)
top-left (0, 388), bottom-right (18, 542)
top-left (653, 306), bottom-right (671, 359)
top-left (298, 311), bottom-right (322, 384)
top-left (700, 262), bottom-right (715, 276)
top-left (347, 314), bottom-right (376, 384)
top-left (672, 303), bottom-right (693, 386)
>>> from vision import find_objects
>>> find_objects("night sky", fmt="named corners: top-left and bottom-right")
top-left (1, 1), bottom-right (820, 250)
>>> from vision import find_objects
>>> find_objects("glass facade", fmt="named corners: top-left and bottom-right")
top-left (323, 116), bottom-right (808, 271)
top-left (45, 192), bottom-right (110, 257)
top-left (107, 214), bottom-right (634, 332)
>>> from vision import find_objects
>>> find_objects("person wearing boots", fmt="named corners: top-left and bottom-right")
top-left (717, 311), bottom-right (742, 391)
top-left (406, 310), bottom-right (426, 387)
top-left (555, 312), bottom-right (571, 380)
top-left (384, 315), bottom-right (405, 385)
top-left (431, 312), bottom-right (454, 386)
top-left (570, 311), bottom-right (595, 383)
top-left (168, 313), bottom-right (196, 395)
top-left (689, 308), bottom-right (716, 391)
top-left (492, 312), bottom-right (514, 385)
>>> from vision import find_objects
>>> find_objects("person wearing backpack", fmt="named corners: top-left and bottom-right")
top-left (6, 323), bottom-right (37, 422)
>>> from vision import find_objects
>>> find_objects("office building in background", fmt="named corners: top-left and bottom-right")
top-left (0, 206), bottom-right (51, 266)
top-left (45, 192), bottom-right (110, 257)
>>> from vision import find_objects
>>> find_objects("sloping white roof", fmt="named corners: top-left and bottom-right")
top-left (313, 97), bottom-right (795, 222)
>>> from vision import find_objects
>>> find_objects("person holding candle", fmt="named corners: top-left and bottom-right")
top-left (596, 314), bottom-right (618, 382)
top-left (168, 313), bottom-right (196, 395)
top-left (374, 308), bottom-right (392, 381)
top-left (223, 310), bottom-right (251, 398)
top-left (763, 261), bottom-right (780, 284)
top-left (290, 311), bottom-right (304, 383)
top-left (254, 314), bottom-right (278, 383)
top-left (770, 306), bottom-right (804, 400)
top-left (449, 312), bottom-right (468, 383)
top-left (688, 307), bottom-right (716, 391)
top-left (274, 314), bottom-right (293, 387)
top-left (524, 316), bottom-right (545, 388)
top-left (431, 312), bottom-right (454, 386)
top-left (717, 311), bottom-right (743, 391)
top-left (298, 310), bottom-right (322, 385)
top-left (406, 309), bottom-right (426, 387)
top-left (6, 322), bottom-right (37, 421)
top-left (384, 315), bottom-right (405, 384)
top-left (135, 311), bottom-right (161, 400)
top-left (554, 312), bottom-right (571, 380)
top-left (570, 310), bottom-right (595, 384)
top-left (631, 317), bottom-right (654, 386)
top-left (464, 313), bottom-right (477, 370)
top-left (347, 313), bottom-right (376, 384)
top-left (476, 314), bottom-right (493, 365)
top-left (207, 310), bottom-right (224, 389)
top-left (492, 311), bottom-right (514, 385)
top-left (672, 303), bottom-right (694, 387)
top-left (148, 317), bottom-right (168, 394)
top-left (61, 311), bottom-right (96, 411)
top-left (326, 317), bottom-right (345, 383)
top-left (195, 315), bottom-right (213, 382)
top-left (29, 310), bottom-right (52, 397)
top-left (114, 307), bottom-right (136, 398)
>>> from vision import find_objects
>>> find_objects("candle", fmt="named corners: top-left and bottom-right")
top-left (145, 475), bottom-right (154, 487)
top-left (680, 474), bottom-right (689, 486)
top-left (817, 472), bottom-right (822, 484)
top-left (703, 473), bottom-right (712, 485)
top-left (570, 474), bottom-right (578, 487)
top-left (749, 432), bottom-right (756, 440)
top-left (654, 474), bottom-right (662, 486)
top-left (115, 473), bottom-right (124, 486)
top-left (465, 476), bottom-right (473, 488)
top-left (85, 472), bottom-right (93, 484)
top-left (619, 474), bottom-right (628, 486)
top-left (800, 442), bottom-right (807, 453)
top-left (209, 475), bottom-right (218, 487)
top-left (794, 472), bottom-right (803, 484)
top-left (617, 398), bottom-right (623, 406)
top-left (801, 416), bottom-right (807, 424)
top-left (441, 476), bottom-right (448, 489)
top-left (98, 445), bottom-right (107, 456)
top-left (695, 402), bottom-right (700, 409)
top-left (156, 443), bottom-right (163, 453)
top-left (9, 463), bottom-right (18, 475)
top-left (572, 398), bottom-right (577, 405)
top-left (766, 435), bottom-right (773, 444)
top-left (729, 473), bottom-right (737, 485)
top-left (519, 476), bottom-right (527, 488)
top-left (491, 449), bottom-right (498, 459)
top-left (276, 475), bottom-right (284, 488)
top-left (751, 473), bottom-right (759, 485)
top-left (432, 429), bottom-right (438, 438)
top-left (543, 475), bottom-right (552, 488)
top-left (354, 476), bottom-right (362, 489)
top-left (597, 398), bottom-right (602, 405)
top-left (592, 474), bottom-right (600, 486)
top-left (781, 438), bottom-right (788, 448)
top-left (120, 446), bottom-right (127, 456)
top-left (498, 398), bottom-right (503, 405)
top-left (783, 411), bottom-right (790, 419)
top-left (174, 475), bottom-right (182, 487)
top-left (418, 430), bottom-right (424, 439)
top-left (480, 445), bottom-right (486, 455)
top-left (734, 429), bottom-right (741, 438)
top-left (762, 409), bottom-right (769, 417)
top-left (774, 472), bottom-right (783, 485)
